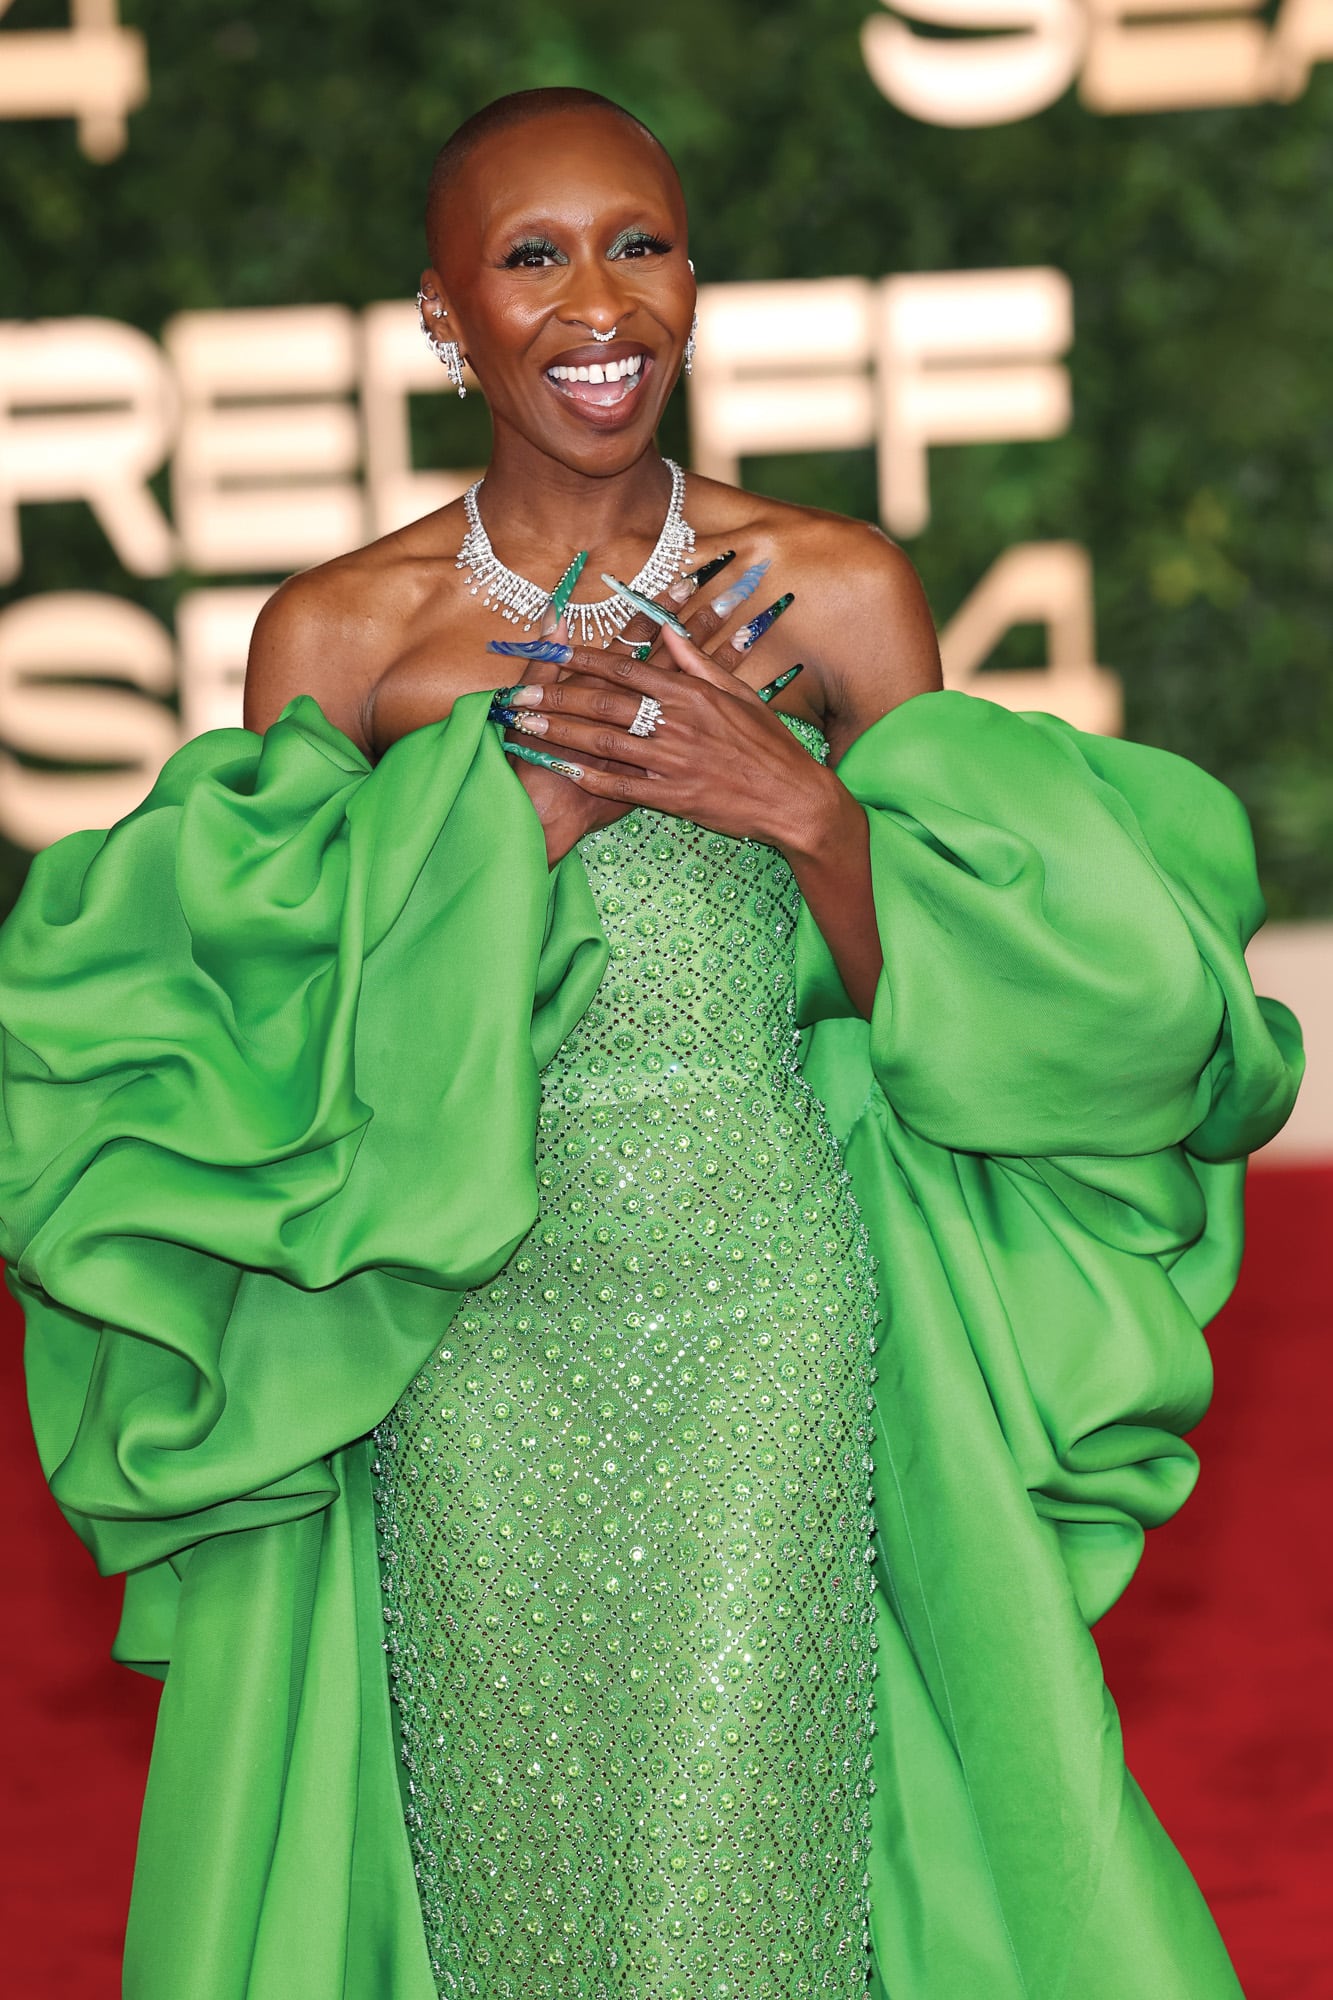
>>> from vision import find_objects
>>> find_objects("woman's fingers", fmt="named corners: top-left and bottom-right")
top-left (607, 557), bottom-right (795, 684)
top-left (706, 591), bottom-right (796, 675)
top-left (491, 675), bottom-right (662, 735)
top-left (496, 694), bottom-right (672, 769)
top-left (551, 631), bottom-right (734, 705)
top-left (669, 553), bottom-right (774, 654)
top-left (604, 548), bottom-right (767, 662)
top-left (504, 736), bottom-right (651, 784)
top-left (599, 557), bottom-right (730, 661)
top-left (655, 622), bottom-right (760, 695)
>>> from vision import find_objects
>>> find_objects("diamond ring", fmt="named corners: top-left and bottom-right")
top-left (628, 695), bottom-right (663, 738)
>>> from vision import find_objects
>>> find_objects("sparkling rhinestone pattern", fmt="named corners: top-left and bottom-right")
top-left (375, 716), bottom-right (881, 1999)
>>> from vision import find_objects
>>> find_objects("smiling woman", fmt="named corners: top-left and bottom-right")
top-left (421, 91), bottom-right (690, 443)
top-left (0, 84), bottom-right (1301, 2000)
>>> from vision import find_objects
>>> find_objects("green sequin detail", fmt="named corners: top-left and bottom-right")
top-left (375, 716), bottom-right (881, 1998)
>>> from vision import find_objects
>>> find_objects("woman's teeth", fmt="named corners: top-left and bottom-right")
top-left (547, 354), bottom-right (645, 384)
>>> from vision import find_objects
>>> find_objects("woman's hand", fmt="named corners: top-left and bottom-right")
top-left (508, 620), bottom-right (884, 1015)
top-left (496, 551), bottom-right (784, 865)
top-left (500, 622), bottom-right (842, 863)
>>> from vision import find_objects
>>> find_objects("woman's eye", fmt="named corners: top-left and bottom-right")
top-left (503, 239), bottom-right (565, 269)
top-left (610, 233), bottom-right (673, 260)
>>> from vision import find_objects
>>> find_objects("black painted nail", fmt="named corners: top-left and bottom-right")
top-left (691, 549), bottom-right (738, 590)
top-left (668, 549), bottom-right (738, 605)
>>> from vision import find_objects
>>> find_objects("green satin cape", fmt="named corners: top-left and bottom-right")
top-left (0, 688), bottom-right (1301, 2000)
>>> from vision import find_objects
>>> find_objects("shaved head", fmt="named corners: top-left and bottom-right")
top-left (425, 88), bottom-right (676, 257)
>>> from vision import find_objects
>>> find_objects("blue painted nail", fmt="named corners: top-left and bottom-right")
top-left (488, 702), bottom-right (548, 735)
top-left (711, 558), bottom-right (771, 619)
top-left (733, 593), bottom-right (794, 652)
top-left (488, 637), bottom-right (574, 663)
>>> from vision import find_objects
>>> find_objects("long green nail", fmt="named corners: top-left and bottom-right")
top-left (548, 551), bottom-right (588, 619)
top-left (506, 740), bottom-right (583, 780)
top-left (757, 663), bottom-right (804, 703)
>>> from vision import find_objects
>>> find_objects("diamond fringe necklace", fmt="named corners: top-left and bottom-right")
top-left (456, 458), bottom-right (695, 648)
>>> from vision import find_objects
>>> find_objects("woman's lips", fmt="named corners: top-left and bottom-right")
top-left (543, 354), bottom-right (654, 424)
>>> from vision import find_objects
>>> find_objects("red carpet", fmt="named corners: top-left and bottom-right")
top-left (3, 1164), bottom-right (1330, 1998)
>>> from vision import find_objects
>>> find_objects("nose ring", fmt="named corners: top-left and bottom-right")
top-left (591, 326), bottom-right (618, 344)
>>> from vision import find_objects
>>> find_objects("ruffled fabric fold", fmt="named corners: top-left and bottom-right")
top-left (0, 690), bottom-right (608, 1997)
top-left (0, 686), bottom-right (1300, 2000)
top-left (795, 693), bottom-right (1300, 1997)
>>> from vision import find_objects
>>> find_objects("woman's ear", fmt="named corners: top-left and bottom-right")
top-left (417, 267), bottom-right (451, 328)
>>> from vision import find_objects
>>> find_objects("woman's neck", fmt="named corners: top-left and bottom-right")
top-left (472, 433), bottom-right (676, 581)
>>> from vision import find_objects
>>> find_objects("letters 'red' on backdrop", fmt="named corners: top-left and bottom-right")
top-left (1, 0), bottom-right (1330, 922)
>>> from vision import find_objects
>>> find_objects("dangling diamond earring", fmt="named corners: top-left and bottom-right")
top-left (416, 286), bottom-right (468, 398)
top-left (684, 258), bottom-right (697, 378)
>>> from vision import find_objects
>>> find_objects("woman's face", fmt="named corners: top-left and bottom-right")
top-left (423, 110), bottom-right (694, 475)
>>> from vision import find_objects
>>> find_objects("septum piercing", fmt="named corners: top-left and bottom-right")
top-left (591, 327), bottom-right (618, 344)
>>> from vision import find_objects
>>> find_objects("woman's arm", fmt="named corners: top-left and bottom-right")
top-left (243, 568), bottom-right (382, 752)
top-left (781, 531), bottom-right (942, 1015)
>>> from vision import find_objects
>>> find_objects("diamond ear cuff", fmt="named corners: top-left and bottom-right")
top-left (416, 287), bottom-right (468, 397)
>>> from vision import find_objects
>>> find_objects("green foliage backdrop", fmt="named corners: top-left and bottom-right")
top-left (2, 0), bottom-right (1330, 917)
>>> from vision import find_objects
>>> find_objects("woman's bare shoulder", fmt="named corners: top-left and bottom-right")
top-left (689, 475), bottom-right (932, 620)
top-left (689, 476), bottom-right (943, 738)
top-left (242, 504), bottom-right (467, 748)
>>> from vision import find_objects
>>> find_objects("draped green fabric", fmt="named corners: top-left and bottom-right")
top-left (0, 687), bottom-right (1300, 1999)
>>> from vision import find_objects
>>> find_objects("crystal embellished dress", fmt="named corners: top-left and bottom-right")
top-left (374, 715), bottom-right (882, 2000)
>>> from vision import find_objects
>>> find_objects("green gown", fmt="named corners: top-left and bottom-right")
top-left (0, 688), bottom-right (1302, 2000)
top-left (374, 717), bottom-right (881, 1999)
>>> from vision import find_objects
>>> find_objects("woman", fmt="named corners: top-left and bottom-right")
top-left (0, 88), bottom-right (1301, 2000)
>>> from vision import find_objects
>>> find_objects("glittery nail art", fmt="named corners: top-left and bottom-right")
top-left (489, 701), bottom-right (548, 734)
top-left (507, 741), bottom-right (583, 779)
top-left (732, 592), bottom-right (794, 652)
top-left (710, 558), bottom-right (771, 619)
top-left (548, 551), bottom-right (588, 619)
top-left (757, 662), bottom-right (805, 703)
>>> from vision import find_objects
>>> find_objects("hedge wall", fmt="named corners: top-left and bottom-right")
top-left (2, 0), bottom-right (1330, 918)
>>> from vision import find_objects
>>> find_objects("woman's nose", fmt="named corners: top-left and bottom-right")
top-left (559, 263), bottom-right (632, 336)
top-left (579, 307), bottom-right (620, 337)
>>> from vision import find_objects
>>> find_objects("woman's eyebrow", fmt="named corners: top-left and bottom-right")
top-left (486, 207), bottom-right (666, 243)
